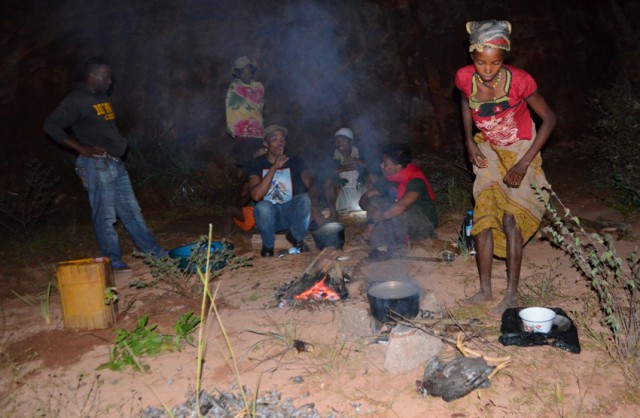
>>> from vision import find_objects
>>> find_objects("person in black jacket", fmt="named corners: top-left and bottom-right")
top-left (44, 57), bottom-right (165, 270)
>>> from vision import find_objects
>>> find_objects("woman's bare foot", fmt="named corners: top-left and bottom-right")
top-left (463, 291), bottom-right (492, 305)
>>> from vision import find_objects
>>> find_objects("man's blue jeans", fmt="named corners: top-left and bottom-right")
top-left (253, 193), bottom-right (311, 248)
top-left (75, 156), bottom-right (163, 264)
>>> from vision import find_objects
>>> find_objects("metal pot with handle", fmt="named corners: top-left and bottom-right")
top-left (367, 280), bottom-right (421, 322)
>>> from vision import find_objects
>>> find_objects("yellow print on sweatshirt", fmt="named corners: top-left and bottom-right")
top-left (93, 102), bottom-right (115, 120)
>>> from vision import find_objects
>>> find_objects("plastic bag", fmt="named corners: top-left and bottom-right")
top-left (498, 307), bottom-right (581, 354)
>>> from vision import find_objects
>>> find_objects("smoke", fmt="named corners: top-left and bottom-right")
top-left (257, 1), bottom-right (404, 161)
top-left (40, 0), bottom-right (412, 166)
top-left (269, 2), bottom-right (352, 123)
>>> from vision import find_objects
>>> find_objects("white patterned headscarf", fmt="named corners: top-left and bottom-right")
top-left (467, 20), bottom-right (512, 52)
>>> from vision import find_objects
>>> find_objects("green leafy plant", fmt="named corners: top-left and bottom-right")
top-left (98, 315), bottom-right (172, 372)
top-left (104, 287), bottom-right (118, 305)
top-left (174, 311), bottom-right (201, 348)
top-left (535, 185), bottom-right (640, 376)
top-left (135, 237), bottom-right (251, 296)
top-left (128, 280), bottom-right (148, 289)
top-left (98, 313), bottom-right (200, 373)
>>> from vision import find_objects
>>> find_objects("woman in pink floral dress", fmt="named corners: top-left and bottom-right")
top-left (226, 56), bottom-right (265, 169)
top-left (455, 20), bottom-right (556, 312)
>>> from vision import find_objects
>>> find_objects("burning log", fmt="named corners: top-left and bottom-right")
top-left (277, 271), bottom-right (349, 305)
top-left (294, 275), bottom-right (341, 302)
top-left (276, 248), bottom-right (349, 305)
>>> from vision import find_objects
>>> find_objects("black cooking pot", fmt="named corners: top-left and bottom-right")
top-left (367, 280), bottom-right (421, 322)
top-left (311, 222), bottom-right (345, 250)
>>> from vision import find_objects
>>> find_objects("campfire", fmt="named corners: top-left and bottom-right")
top-left (294, 275), bottom-right (342, 302)
top-left (276, 249), bottom-right (349, 306)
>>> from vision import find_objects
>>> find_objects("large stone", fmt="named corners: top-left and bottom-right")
top-left (338, 303), bottom-right (375, 340)
top-left (420, 290), bottom-right (444, 320)
top-left (384, 325), bottom-right (443, 374)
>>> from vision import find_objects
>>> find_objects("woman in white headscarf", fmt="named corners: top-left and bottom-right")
top-left (455, 20), bottom-right (556, 312)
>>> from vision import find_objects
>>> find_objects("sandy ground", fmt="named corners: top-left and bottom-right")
top-left (2, 194), bottom-right (640, 417)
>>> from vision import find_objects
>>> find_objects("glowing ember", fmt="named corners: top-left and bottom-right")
top-left (293, 276), bottom-right (341, 302)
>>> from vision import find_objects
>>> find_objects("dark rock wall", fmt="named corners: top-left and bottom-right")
top-left (1, 0), bottom-right (638, 178)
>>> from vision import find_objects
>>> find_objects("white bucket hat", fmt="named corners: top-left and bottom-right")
top-left (233, 56), bottom-right (256, 70)
top-left (334, 127), bottom-right (354, 141)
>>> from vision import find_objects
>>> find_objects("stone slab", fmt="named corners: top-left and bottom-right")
top-left (338, 302), bottom-right (376, 340)
top-left (384, 326), bottom-right (444, 374)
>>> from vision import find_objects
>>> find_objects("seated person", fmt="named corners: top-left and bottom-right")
top-left (324, 127), bottom-right (368, 220)
top-left (247, 125), bottom-right (319, 257)
top-left (359, 143), bottom-right (438, 260)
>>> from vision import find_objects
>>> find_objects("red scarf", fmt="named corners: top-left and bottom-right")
top-left (385, 163), bottom-right (436, 201)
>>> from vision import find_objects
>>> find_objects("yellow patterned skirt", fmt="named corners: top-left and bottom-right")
top-left (471, 131), bottom-right (549, 258)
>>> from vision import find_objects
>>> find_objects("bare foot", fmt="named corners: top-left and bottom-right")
top-left (463, 291), bottom-right (492, 305)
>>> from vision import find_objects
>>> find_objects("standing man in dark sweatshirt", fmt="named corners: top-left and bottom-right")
top-left (44, 57), bottom-right (165, 270)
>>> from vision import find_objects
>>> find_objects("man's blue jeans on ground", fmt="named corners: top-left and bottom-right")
top-left (75, 156), bottom-right (163, 264)
top-left (253, 193), bottom-right (311, 248)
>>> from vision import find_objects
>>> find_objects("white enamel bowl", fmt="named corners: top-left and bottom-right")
top-left (519, 307), bottom-right (556, 333)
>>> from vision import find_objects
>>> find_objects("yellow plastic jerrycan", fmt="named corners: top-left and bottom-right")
top-left (56, 257), bottom-right (116, 330)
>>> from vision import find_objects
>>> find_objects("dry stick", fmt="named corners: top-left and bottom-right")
top-left (195, 225), bottom-right (242, 417)
top-left (302, 248), bottom-right (332, 276)
top-left (251, 372), bottom-right (263, 417)
top-left (194, 226), bottom-right (214, 416)
top-left (445, 307), bottom-right (508, 355)
top-left (394, 310), bottom-right (508, 357)
top-left (114, 293), bottom-right (141, 321)
top-left (197, 226), bottom-right (253, 417)
top-left (392, 314), bottom-right (457, 345)
top-left (332, 258), bottom-right (343, 280)
top-left (211, 275), bottom-right (251, 413)
top-left (455, 335), bottom-right (511, 364)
